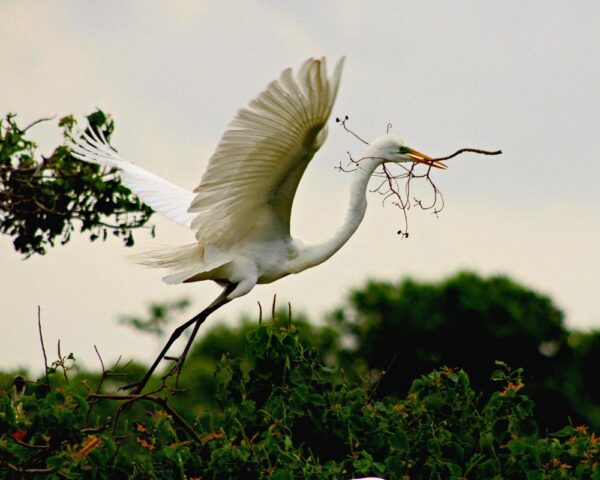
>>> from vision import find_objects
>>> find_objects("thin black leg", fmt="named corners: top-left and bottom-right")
top-left (122, 284), bottom-right (234, 394)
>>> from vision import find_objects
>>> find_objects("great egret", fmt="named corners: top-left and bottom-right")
top-left (70, 57), bottom-right (446, 392)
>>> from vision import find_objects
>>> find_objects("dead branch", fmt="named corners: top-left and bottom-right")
top-left (22, 115), bottom-right (56, 133)
top-left (37, 306), bottom-right (50, 387)
top-left (335, 115), bottom-right (369, 145)
top-left (336, 117), bottom-right (501, 237)
top-left (431, 147), bottom-right (502, 162)
top-left (257, 301), bottom-right (263, 325)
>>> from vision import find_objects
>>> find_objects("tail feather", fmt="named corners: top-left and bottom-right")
top-left (133, 243), bottom-right (204, 270)
top-left (134, 243), bottom-right (231, 285)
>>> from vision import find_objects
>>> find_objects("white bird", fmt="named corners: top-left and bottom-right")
top-left (70, 57), bottom-right (445, 392)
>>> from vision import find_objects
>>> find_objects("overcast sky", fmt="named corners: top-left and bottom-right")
top-left (1, 1), bottom-right (599, 372)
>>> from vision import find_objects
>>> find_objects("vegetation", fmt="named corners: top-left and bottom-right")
top-left (1, 318), bottom-right (598, 479)
top-left (0, 111), bottom-right (153, 257)
top-left (329, 273), bottom-right (600, 432)
top-left (2, 111), bottom-right (598, 477)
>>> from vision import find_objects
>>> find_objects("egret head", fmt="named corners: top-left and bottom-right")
top-left (369, 134), bottom-right (447, 169)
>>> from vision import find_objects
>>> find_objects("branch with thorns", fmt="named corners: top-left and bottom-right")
top-left (335, 115), bottom-right (502, 237)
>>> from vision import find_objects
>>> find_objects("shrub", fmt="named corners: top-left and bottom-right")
top-left (0, 323), bottom-right (598, 479)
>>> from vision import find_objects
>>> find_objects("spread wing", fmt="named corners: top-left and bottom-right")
top-left (189, 57), bottom-right (344, 248)
top-left (69, 128), bottom-right (197, 228)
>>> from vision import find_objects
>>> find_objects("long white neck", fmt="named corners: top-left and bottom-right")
top-left (290, 155), bottom-right (385, 272)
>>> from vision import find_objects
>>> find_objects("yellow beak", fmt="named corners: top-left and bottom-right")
top-left (407, 148), bottom-right (448, 170)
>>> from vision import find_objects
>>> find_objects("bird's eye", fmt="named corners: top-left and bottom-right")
top-left (398, 146), bottom-right (411, 155)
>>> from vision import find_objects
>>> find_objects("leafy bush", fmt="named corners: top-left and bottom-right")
top-left (330, 273), bottom-right (599, 431)
top-left (1, 322), bottom-right (598, 479)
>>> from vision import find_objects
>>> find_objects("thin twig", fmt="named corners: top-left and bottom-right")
top-left (81, 420), bottom-right (112, 434)
top-left (88, 393), bottom-right (203, 444)
top-left (94, 345), bottom-right (106, 373)
top-left (337, 119), bottom-right (501, 238)
top-left (22, 115), bottom-right (56, 133)
top-left (257, 301), bottom-right (263, 325)
top-left (56, 339), bottom-right (70, 385)
top-left (85, 345), bottom-right (108, 425)
top-left (336, 116), bottom-right (369, 145)
top-left (373, 353), bottom-right (398, 392)
top-left (37, 306), bottom-right (50, 387)
top-left (431, 147), bottom-right (502, 162)
top-left (9, 437), bottom-right (51, 449)
top-left (6, 462), bottom-right (56, 474)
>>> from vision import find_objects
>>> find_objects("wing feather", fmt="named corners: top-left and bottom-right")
top-left (69, 129), bottom-right (196, 228)
top-left (189, 57), bottom-right (345, 248)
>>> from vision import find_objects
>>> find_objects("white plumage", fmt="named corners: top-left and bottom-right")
top-left (70, 57), bottom-right (444, 392)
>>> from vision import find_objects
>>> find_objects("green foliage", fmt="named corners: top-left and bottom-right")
top-left (0, 111), bottom-right (154, 257)
top-left (1, 323), bottom-right (598, 479)
top-left (330, 272), bottom-right (598, 431)
top-left (119, 302), bottom-right (343, 417)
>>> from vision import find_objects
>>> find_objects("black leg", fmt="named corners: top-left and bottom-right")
top-left (171, 308), bottom-right (209, 386)
top-left (122, 284), bottom-right (234, 394)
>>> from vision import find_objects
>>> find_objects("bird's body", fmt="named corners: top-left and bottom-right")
top-left (70, 57), bottom-right (444, 391)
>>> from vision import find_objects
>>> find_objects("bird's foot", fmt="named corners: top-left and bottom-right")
top-left (163, 355), bottom-right (188, 388)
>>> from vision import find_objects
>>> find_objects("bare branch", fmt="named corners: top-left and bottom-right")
top-left (257, 301), bottom-right (263, 325)
top-left (94, 344), bottom-right (106, 373)
top-left (22, 115), bottom-right (56, 133)
top-left (37, 306), bottom-right (50, 387)
top-left (432, 147), bottom-right (502, 162)
top-left (336, 119), bottom-right (501, 237)
top-left (88, 392), bottom-right (203, 444)
top-left (336, 115), bottom-right (369, 145)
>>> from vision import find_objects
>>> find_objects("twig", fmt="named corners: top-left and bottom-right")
top-left (88, 393), bottom-right (203, 444)
top-left (94, 344), bottom-right (106, 374)
top-left (431, 147), bottom-right (502, 162)
top-left (257, 301), bottom-right (263, 325)
top-left (85, 350), bottom-right (130, 426)
top-left (56, 339), bottom-right (70, 384)
top-left (22, 115), bottom-right (56, 133)
top-left (373, 353), bottom-right (398, 392)
top-left (5, 462), bottom-right (55, 474)
top-left (271, 294), bottom-right (277, 322)
top-left (81, 420), bottom-right (112, 434)
top-left (37, 306), bottom-right (50, 387)
top-left (336, 115), bottom-right (369, 145)
top-left (337, 119), bottom-right (501, 238)
top-left (9, 436), bottom-right (51, 450)
top-left (84, 345), bottom-right (107, 425)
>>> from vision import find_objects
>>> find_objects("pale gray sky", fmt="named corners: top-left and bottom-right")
top-left (1, 1), bottom-right (599, 372)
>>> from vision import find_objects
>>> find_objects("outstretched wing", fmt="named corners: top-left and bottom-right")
top-left (70, 128), bottom-right (197, 228)
top-left (189, 57), bottom-right (344, 248)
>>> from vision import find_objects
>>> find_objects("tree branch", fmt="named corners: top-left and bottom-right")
top-left (87, 392), bottom-right (203, 444)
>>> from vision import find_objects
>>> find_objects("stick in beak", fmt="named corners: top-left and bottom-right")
top-left (407, 148), bottom-right (448, 170)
